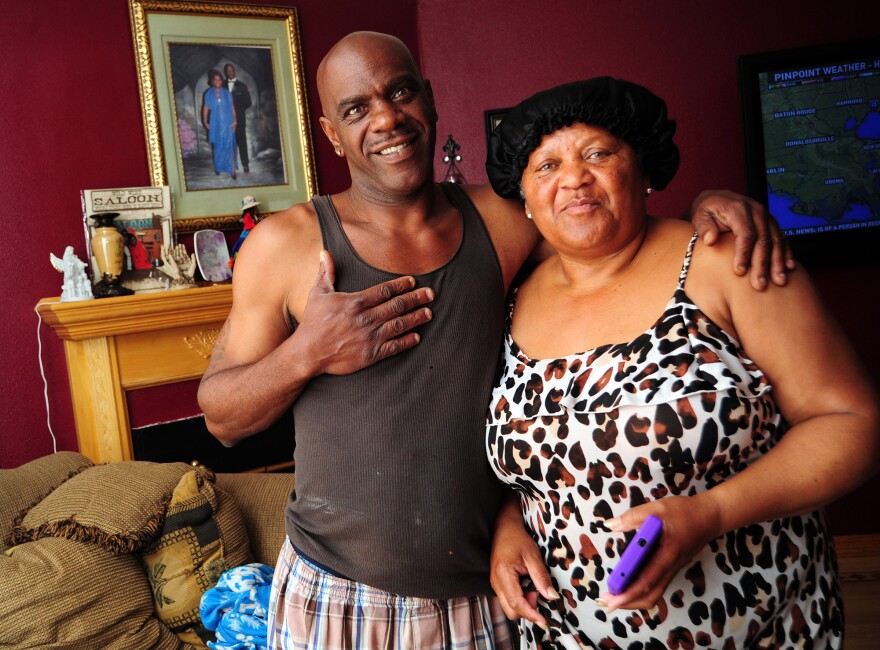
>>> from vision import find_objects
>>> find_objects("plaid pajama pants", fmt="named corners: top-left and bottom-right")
top-left (267, 538), bottom-right (513, 650)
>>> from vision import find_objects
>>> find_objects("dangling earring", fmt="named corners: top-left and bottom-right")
top-left (645, 188), bottom-right (653, 196)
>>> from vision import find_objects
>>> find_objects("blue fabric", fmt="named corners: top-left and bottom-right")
top-left (203, 86), bottom-right (237, 174)
top-left (201, 563), bottom-right (274, 650)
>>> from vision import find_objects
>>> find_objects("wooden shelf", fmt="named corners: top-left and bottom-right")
top-left (36, 284), bottom-right (232, 463)
top-left (37, 284), bottom-right (232, 340)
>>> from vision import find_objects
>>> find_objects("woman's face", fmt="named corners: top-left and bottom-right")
top-left (211, 73), bottom-right (223, 88)
top-left (521, 122), bottom-right (649, 257)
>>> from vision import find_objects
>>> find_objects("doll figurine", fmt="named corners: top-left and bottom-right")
top-left (120, 227), bottom-right (153, 270)
top-left (228, 195), bottom-right (264, 270)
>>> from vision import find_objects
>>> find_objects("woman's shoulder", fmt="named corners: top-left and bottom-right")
top-left (642, 217), bottom-right (702, 268)
top-left (646, 215), bottom-right (696, 239)
top-left (689, 229), bottom-right (741, 279)
top-left (685, 230), bottom-right (748, 335)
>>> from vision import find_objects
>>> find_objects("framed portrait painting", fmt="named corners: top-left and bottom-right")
top-left (128, 0), bottom-right (318, 232)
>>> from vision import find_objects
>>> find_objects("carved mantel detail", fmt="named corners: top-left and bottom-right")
top-left (36, 284), bottom-right (232, 463)
top-left (184, 329), bottom-right (221, 359)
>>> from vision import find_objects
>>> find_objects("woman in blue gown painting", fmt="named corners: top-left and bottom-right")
top-left (202, 69), bottom-right (238, 179)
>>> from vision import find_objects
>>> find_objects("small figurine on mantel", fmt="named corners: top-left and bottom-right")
top-left (159, 243), bottom-right (198, 289)
top-left (120, 227), bottom-right (152, 270)
top-left (228, 195), bottom-right (264, 270)
top-left (50, 246), bottom-right (94, 302)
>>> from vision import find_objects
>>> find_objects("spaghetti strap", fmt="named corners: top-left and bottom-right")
top-left (677, 232), bottom-right (700, 290)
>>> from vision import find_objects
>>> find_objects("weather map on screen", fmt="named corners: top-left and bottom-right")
top-left (756, 56), bottom-right (880, 236)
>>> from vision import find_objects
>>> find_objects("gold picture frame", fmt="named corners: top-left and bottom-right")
top-left (128, 0), bottom-right (318, 232)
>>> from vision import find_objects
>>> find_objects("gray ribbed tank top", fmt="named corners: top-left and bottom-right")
top-left (285, 182), bottom-right (506, 599)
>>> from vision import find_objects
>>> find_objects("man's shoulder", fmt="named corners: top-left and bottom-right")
top-left (459, 183), bottom-right (523, 221)
top-left (232, 200), bottom-right (323, 310)
top-left (454, 183), bottom-right (541, 287)
top-left (246, 200), bottom-right (321, 256)
top-left (260, 198), bottom-right (316, 225)
top-left (457, 183), bottom-right (536, 242)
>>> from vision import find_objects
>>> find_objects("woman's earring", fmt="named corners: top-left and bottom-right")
top-left (526, 212), bottom-right (533, 220)
top-left (335, 147), bottom-right (343, 157)
top-left (645, 188), bottom-right (653, 196)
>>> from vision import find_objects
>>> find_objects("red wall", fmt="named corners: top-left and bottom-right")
top-left (2, 0), bottom-right (878, 535)
top-left (417, 0), bottom-right (880, 535)
top-left (0, 0), bottom-right (418, 468)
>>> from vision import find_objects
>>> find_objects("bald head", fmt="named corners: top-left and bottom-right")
top-left (317, 32), bottom-right (424, 118)
top-left (315, 31), bottom-right (438, 196)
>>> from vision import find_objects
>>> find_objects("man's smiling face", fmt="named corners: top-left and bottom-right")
top-left (318, 33), bottom-right (438, 199)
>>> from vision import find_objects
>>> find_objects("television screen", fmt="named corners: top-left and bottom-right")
top-left (738, 38), bottom-right (880, 261)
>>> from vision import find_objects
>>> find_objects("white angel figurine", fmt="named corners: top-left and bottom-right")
top-left (50, 246), bottom-right (94, 302)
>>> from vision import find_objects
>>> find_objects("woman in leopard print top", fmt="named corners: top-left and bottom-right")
top-left (484, 77), bottom-right (879, 649)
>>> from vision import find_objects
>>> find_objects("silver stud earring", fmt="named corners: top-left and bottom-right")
top-left (645, 188), bottom-right (653, 196)
top-left (526, 212), bottom-right (533, 220)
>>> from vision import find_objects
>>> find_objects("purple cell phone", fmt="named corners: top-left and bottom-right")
top-left (607, 514), bottom-right (663, 595)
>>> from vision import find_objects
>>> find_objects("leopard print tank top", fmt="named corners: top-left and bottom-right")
top-left (486, 233), bottom-right (843, 649)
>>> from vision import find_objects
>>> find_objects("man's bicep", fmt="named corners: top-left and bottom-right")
top-left (204, 232), bottom-right (297, 378)
top-left (203, 297), bottom-right (291, 381)
top-left (205, 204), bottom-right (318, 377)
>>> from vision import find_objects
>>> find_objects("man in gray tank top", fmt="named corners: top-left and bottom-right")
top-left (198, 31), bottom-right (792, 650)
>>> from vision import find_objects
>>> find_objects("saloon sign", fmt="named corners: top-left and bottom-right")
top-left (85, 187), bottom-right (168, 213)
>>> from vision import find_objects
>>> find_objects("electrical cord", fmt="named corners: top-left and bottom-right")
top-left (35, 300), bottom-right (61, 454)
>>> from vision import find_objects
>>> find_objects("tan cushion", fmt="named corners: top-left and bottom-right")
top-left (0, 536), bottom-right (187, 649)
top-left (141, 469), bottom-right (253, 648)
top-left (0, 451), bottom-right (93, 552)
top-left (216, 472), bottom-right (294, 565)
top-left (10, 461), bottom-right (192, 554)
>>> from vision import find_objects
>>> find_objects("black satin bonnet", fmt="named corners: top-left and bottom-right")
top-left (486, 76), bottom-right (680, 198)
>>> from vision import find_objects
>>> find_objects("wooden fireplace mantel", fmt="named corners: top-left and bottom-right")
top-left (36, 284), bottom-right (232, 464)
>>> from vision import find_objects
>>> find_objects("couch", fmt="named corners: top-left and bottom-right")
top-left (0, 451), bottom-right (295, 649)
